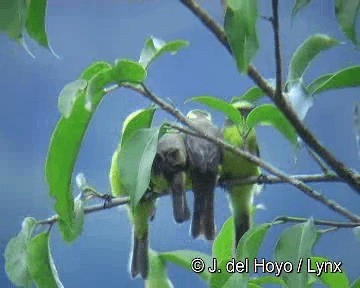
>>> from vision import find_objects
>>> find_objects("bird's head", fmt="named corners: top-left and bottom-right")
top-left (232, 101), bottom-right (254, 118)
top-left (186, 109), bottom-right (212, 121)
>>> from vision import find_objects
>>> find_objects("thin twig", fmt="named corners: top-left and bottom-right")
top-left (271, 0), bottom-right (282, 98)
top-left (122, 84), bottom-right (360, 222)
top-left (37, 172), bottom-right (360, 227)
top-left (306, 146), bottom-right (331, 174)
top-left (178, 0), bottom-right (360, 193)
top-left (273, 216), bottom-right (360, 228)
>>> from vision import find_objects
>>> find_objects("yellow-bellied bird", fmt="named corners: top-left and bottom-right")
top-left (221, 101), bottom-right (261, 247)
top-left (151, 131), bottom-right (190, 223)
top-left (109, 147), bottom-right (155, 279)
top-left (185, 110), bottom-right (223, 241)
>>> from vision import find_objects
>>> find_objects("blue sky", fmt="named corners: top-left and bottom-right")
top-left (0, 1), bottom-right (359, 287)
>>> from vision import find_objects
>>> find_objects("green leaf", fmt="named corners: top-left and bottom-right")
top-left (231, 86), bottom-right (265, 104)
top-left (351, 277), bottom-right (360, 288)
top-left (58, 80), bottom-right (88, 118)
top-left (335, 0), bottom-right (360, 47)
top-left (246, 104), bottom-right (298, 146)
top-left (223, 273), bottom-right (248, 288)
top-left (86, 60), bottom-right (146, 111)
top-left (307, 66), bottom-right (360, 95)
top-left (118, 128), bottom-right (160, 208)
top-left (139, 37), bottom-right (189, 69)
top-left (2, 0), bottom-right (28, 41)
top-left (274, 219), bottom-right (318, 288)
top-left (27, 232), bottom-right (63, 288)
top-left (288, 34), bottom-right (340, 82)
top-left (160, 250), bottom-right (213, 282)
top-left (45, 61), bottom-right (111, 241)
top-left (26, 0), bottom-right (49, 48)
top-left (224, 0), bottom-right (259, 73)
top-left (250, 275), bottom-right (287, 287)
top-left (236, 223), bottom-right (271, 271)
top-left (113, 59), bottom-right (147, 83)
top-left (121, 107), bottom-right (157, 147)
top-left (212, 217), bottom-right (234, 262)
top-left (187, 96), bottom-right (242, 124)
top-left (146, 250), bottom-right (174, 288)
top-left (67, 198), bottom-right (85, 242)
top-left (308, 256), bottom-right (349, 288)
top-left (291, 0), bottom-right (311, 18)
top-left (5, 217), bottom-right (37, 287)
top-left (210, 223), bottom-right (271, 288)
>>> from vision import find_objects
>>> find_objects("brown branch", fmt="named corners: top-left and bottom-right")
top-left (178, 0), bottom-right (360, 193)
top-left (273, 216), bottom-right (360, 228)
top-left (37, 173), bottom-right (360, 227)
top-left (271, 0), bottom-right (282, 98)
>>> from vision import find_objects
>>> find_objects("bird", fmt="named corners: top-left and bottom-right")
top-left (109, 146), bottom-right (155, 279)
top-left (221, 101), bottom-right (261, 248)
top-left (184, 110), bottom-right (223, 241)
top-left (151, 131), bottom-right (191, 224)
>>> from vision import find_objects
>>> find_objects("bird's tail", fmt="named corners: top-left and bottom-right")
top-left (191, 171), bottom-right (216, 240)
top-left (171, 172), bottom-right (190, 223)
top-left (131, 233), bottom-right (149, 279)
top-left (228, 184), bottom-right (254, 248)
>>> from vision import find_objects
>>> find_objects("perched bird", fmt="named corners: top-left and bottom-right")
top-left (221, 101), bottom-right (261, 248)
top-left (185, 110), bottom-right (223, 241)
top-left (151, 131), bottom-right (190, 223)
top-left (109, 147), bottom-right (155, 279)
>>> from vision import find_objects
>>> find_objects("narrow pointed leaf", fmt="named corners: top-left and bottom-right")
top-left (231, 86), bottom-right (264, 103)
top-left (308, 256), bottom-right (349, 288)
top-left (4, 0), bottom-right (27, 41)
top-left (146, 250), bottom-right (174, 288)
top-left (160, 250), bottom-right (212, 282)
top-left (274, 219), bottom-right (318, 288)
top-left (121, 107), bottom-right (157, 147)
top-left (307, 66), bottom-right (360, 95)
top-left (26, 0), bottom-right (49, 48)
top-left (139, 37), bottom-right (189, 69)
top-left (288, 34), bottom-right (340, 82)
top-left (335, 0), bottom-right (360, 47)
top-left (58, 80), bottom-right (88, 118)
top-left (45, 61), bottom-right (111, 241)
top-left (27, 232), bottom-right (63, 288)
top-left (212, 217), bottom-right (234, 261)
top-left (246, 104), bottom-right (298, 146)
top-left (224, 0), bottom-right (259, 73)
top-left (292, 0), bottom-right (311, 18)
top-left (188, 96), bottom-right (242, 124)
top-left (5, 217), bottom-right (37, 287)
top-left (118, 128), bottom-right (159, 208)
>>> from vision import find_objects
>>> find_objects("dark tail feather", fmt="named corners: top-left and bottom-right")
top-left (191, 171), bottom-right (216, 240)
top-left (171, 172), bottom-right (190, 223)
top-left (234, 213), bottom-right (250, 249)
top-left (131, 234), bottom-right (149, 279)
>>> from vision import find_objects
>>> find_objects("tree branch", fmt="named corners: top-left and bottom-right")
top-left (178, 0), bottom-right (360, 193)
top-left (37, 173), bottom-right (360, 227)
top-left (273, 216), bottom-right (360, 228)
top-left (271, 0), bottom-right (282, 98)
